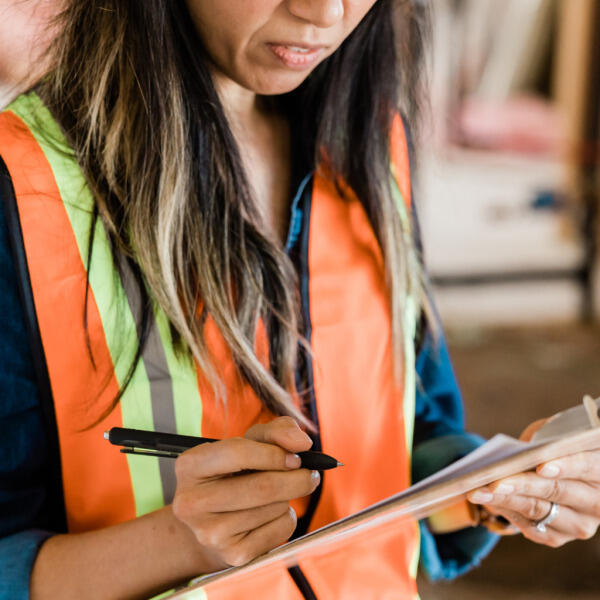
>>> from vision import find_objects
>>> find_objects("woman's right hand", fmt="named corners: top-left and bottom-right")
top-left (171, 416), bottom-right (318, 570)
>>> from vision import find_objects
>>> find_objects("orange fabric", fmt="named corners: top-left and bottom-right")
top-left (193, 160), bottom-right (418, 599)
top-left (202, 119), bottom-right (418, 597)
top-left (297, 523), bottom-right (417, 600)
top-left (308, 173), bottom-right (411, 521)
top-left (2, 105), bottom-right (417, 596)
top-left (198, 319), bottom-right (274, 439)
top-left (0, 111), bottom-right (136, 531)
top-left (203, 561), bottom-right (305, 600)
top-left (294, 171), bottom-right (417, 598)
top-left (198, 317), bottom-right (312, 519)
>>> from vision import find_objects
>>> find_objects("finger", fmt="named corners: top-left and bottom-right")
top-left (222, 502), bottom-right (292, 536)
top-left (193, 468), bottom-right (320, 512)
top-left (537, 450), bottom-right (600, 483)
top-left (175, 437), bottom-right (302, 481)
top-left (529, 505), bottom-right (600, 540)
top-left (221, 506), bottom-right (298, 567)
top-left (245, 416), bottom-right (313, 453)
top-left (472, 473), bottom-right (600, 518)
top-left (468, 488), bottom-right (553, 522)
top-left (189, 501), bottom-right (291, 547)
top-left (485, 506), bottom-right (575, 548)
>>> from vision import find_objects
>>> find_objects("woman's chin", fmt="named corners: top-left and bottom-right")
top-left (238, 69), bottom-right (315, 97)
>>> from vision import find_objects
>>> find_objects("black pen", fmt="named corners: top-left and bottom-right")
top-left (104, 427), bottom-right (343, 471)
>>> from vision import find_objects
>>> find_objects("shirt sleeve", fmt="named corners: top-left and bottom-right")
top-left (413, 327), bottom-right (500, 581)
top-left (0, 198), bottom-right (56, 599)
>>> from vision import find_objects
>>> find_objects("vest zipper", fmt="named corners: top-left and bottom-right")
top-left (290, 180), bottom-right (323, 537)
top-left (288, 565), bottom-right (318, 600)
top-left (285, 175), bottom-right (321, 599)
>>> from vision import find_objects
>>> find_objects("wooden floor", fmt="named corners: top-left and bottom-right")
top-left (418, 324), bottom-right (600, 599)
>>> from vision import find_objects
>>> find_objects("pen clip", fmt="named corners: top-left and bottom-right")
top-left (120, 448), bottom-right (180, 459)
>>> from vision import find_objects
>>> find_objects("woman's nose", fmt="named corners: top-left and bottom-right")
top-left (286, 0), bottom-right (345, 28)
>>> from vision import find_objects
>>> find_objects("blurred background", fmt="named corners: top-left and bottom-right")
top-left (416, 0), bottom-right (600, 598)
top-left (0, 0), bottom-right (598, 598)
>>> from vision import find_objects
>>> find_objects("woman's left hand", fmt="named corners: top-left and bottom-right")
top-left (467, 421), bottom-right (600, 547)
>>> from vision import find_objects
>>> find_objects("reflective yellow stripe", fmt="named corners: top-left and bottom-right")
top-left (390, 167), bottom-right (418, 457)
top-left (403, 294), bottom-right (418, 456)
top-left (391, 165), bottom-right (421, 588)
top-left (410, 520), bottom-right (421, 580)
top-left (7, 92), bottom-right (184, 516)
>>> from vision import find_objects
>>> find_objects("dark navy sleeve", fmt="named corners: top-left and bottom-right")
top-left (413, 328), bottom-right (500, 581)
top-left (413, 329), bottom-right (465, 445)
top-left (0, 200), bottom-right (54, 599)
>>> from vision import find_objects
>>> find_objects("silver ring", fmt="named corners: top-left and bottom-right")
top-left (534, 502), bottom-right (560, 533)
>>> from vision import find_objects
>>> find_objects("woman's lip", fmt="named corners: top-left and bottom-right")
top-left (269, 41), bottom-right (328, 51)
top-left (267, 43), bottom-right (326, 70)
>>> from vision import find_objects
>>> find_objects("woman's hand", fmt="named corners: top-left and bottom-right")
top-left (172, 416), bottom-right (318, 570)
top-left (467, 420), bottom-right (600, 547)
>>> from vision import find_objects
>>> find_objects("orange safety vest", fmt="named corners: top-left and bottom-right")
top-left (0, 92), bottom-right (419, 599)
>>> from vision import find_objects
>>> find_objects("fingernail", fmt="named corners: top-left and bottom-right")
top-left (285, 453), bottom-right (301, 469)
top-left (470, 491), bottom-right (493, 504)
top-left (311, 470), bottom-right (321, 485)
top-left (540, 463), bottom-right (560, 478)
top-left (289, 506), bottom-right (297, 523)
top-left (494, 483), bottom-right (515, 495)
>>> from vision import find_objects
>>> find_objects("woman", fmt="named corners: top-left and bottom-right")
top-left (0, 1), bottom-right (599, 599)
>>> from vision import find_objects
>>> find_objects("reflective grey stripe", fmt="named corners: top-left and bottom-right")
top-left (119, 257), bottom-right (178, 505)
top-left (143, 317), bottom-right (178, 504)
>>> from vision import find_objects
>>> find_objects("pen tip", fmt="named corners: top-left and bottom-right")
top-left (337, 462), bottom-right (344, 467)
top-left (103, 431), bottom-right (109, 440)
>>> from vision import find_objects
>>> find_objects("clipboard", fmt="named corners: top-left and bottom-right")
top-left (163, 396), bottom-right (600, 598)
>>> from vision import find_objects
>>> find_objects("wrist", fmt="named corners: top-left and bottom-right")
top-left (427, 500), bottom-right (479, 534)
top-left (426, 500), bottom-right (520, 535)
top-left (162, 504), bottom-right (227, 575)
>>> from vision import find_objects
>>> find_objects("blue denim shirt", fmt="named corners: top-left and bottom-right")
top-left (0, 201), bottom-right (497, 598)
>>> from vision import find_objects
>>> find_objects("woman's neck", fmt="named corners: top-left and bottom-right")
top-left (212, 70), bottom-right (261, 136)
top-left (213, 71), bottom-right (293, 246)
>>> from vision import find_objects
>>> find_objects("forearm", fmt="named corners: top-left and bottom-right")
top-left (30, 420), bottom-right (315, 599)
top-left (30, 506), bottom-right (219, 600)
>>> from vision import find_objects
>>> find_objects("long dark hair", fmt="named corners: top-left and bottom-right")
top-left (39, 0), bottom-right (429, 424)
